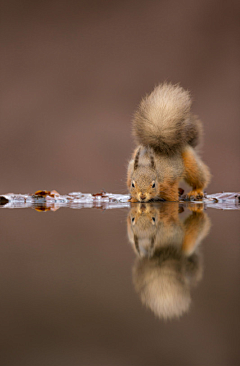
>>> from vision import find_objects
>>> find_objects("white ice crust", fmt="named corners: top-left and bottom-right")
top-left (0, 191), bottom-right (239, 210)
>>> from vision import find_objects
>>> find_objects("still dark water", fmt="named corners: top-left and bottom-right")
top-left (0, 203), bottom-right (239, 366)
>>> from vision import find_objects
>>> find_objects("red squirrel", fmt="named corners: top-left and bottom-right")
top-left (127, 83), bottom-right (211, 202)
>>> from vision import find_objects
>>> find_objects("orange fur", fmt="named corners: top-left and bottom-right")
top-left (182, 210), bottom-right (211, 255)
top-left (158, 180), bottom-right (180, 202)
top-left (182, 146), bottom-right (211, 199)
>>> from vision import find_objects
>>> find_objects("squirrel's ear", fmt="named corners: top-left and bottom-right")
top-left (150, 154), bottom-right (156, 169)
top-left (134, 234), bottom-right (140, 255)
top-left (134, 148), bottom-right (141, 170)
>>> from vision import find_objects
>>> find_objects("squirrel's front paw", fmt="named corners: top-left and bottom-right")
top-left (128, 197), bottom-right (139, 203)
top-left (186, 189), bottom-right (205, 201)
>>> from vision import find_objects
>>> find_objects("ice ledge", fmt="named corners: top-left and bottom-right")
top-left (0, 190), bottom-right (239, 211)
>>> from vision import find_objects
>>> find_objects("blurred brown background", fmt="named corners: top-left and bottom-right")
top-left (1, 0), bottom-right (240, 195)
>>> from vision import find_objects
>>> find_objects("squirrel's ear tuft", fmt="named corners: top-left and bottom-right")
top-left (134, 235), bottom-right (140, 254)
top-left (134, 148), bottom-right (141, 170)
top-left (150, 154), bottom-right (156, 169)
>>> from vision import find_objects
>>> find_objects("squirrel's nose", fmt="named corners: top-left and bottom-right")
top-left (140, 193), bottom-right (146, 201)
top-left (140, 203), bottom-right (146, 212)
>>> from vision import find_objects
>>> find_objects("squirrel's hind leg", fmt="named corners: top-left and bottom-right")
top-left (181, 210), bottom-right (211, 255)
top-left (182, 146), bottom-right (211, 200)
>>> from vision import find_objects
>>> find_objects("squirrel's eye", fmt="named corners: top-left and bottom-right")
top-left (132, 217), bottom-right (135, 223)
top-left (152, 217), bottom-right (156, 223)
top-left (152, 182), bottom-right (155, 188)
top-left (132, 182), bottom-right (135, 188)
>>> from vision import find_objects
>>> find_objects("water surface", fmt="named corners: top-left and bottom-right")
top-left (0, 204), bottom-right (239, 366)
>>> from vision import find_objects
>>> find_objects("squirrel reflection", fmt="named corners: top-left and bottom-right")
top-left (127, 203), bottom-right (211, 320)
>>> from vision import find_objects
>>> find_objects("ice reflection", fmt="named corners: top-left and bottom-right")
top-left (127, 203), bottom-right (211, 320)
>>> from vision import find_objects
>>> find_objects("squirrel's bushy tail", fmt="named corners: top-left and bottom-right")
top-left (133, 83), bottom-right (202, 154)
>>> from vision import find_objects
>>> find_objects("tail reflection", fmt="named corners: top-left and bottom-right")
top-left (127, 203), bottom-right (211, 320)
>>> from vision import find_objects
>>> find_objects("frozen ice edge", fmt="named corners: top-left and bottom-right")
top-left (0, 191), bottom-right (239, 210)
